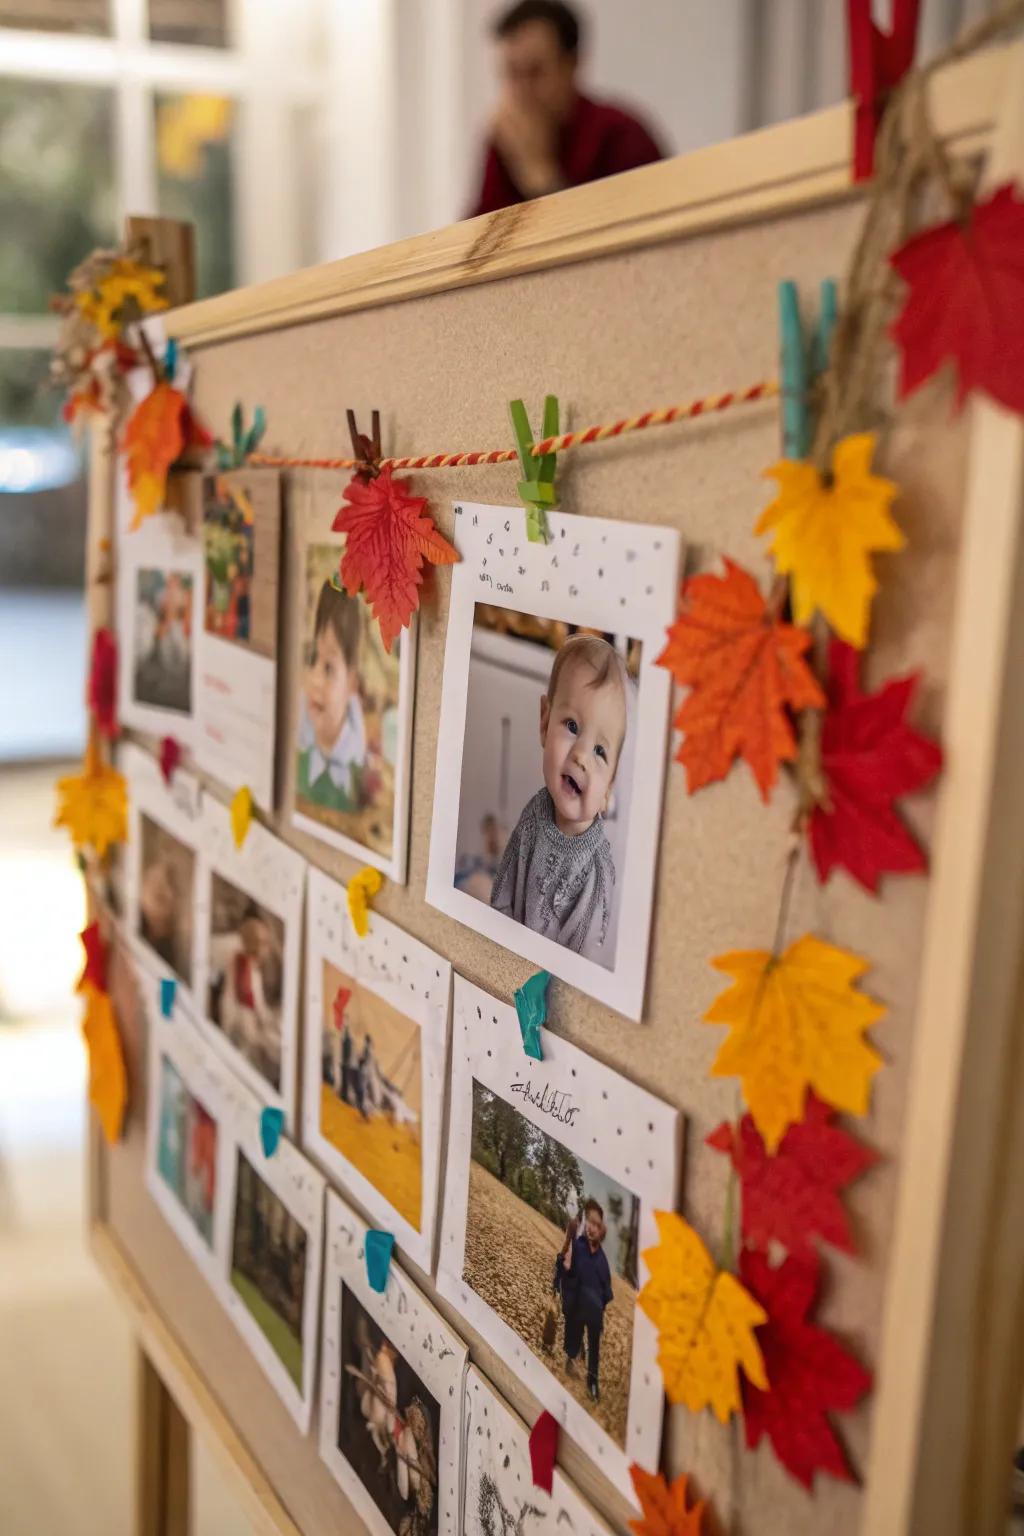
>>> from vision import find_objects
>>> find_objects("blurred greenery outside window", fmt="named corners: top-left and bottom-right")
top-left (155, 92), bottom-right (236, 299)
top-left (149, 0), bottom-right (227, 47)
top-left (0, 0), bottom-right (109, 33)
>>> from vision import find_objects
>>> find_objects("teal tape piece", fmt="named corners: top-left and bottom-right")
top-left (365, 1230), bottom-right (395, 1293)
top-left (260, 1106), bottom-right (284, 1158)
top-left (514, 970), bottom-right (550, 1061)
top-left (159, 976), bottom-right (176, 1018)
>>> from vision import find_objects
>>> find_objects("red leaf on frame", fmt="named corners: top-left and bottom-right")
top-left (740, 1248), bottom-right (871, 1490)
top-left (889, 181), bottom-right (1024, 416)
top-left (332, 466), bottom-right (459, 652)
top-left (87, 626), bottom-right (119, 739)
top-left (655, 560), bottom-right (824, 801)
top-left (77, 920), bottom-right (110, 994)
top-left (159, 735), bottom-right (182, 785)
top-left (707, 1095), bottom-right (877, 1259)
top-left (809, 640), bottom-right (942, 893)
top-left (528, 1410), bottom-right (559, 1494)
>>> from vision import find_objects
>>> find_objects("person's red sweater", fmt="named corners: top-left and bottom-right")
top-left (470, 91), bottom-right (664, 218)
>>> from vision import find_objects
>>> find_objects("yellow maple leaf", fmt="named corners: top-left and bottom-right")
top-left (75, 256), bottom-right (167, 340)
top-left (230, 785), bottom-right (253, 849)
top-left (81, 982), bottom-right (127, 1144)
top-left (54, 738), bottom-right (128, 858)
top-left (348, 866), bottom-right (383, 938)
top-left (756, 433), bottom-right (903, 649)
top-left (637, 1211), bottom-right (767, 1422)
top-left (705, 934), bottom-right (884, 1153)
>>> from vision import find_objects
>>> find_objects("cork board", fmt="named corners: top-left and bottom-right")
top-left (91, 48), bottom-right (1024, 1536)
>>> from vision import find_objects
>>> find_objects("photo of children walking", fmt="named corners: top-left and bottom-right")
top-left (462, 1081), bottom-right (639, 1447)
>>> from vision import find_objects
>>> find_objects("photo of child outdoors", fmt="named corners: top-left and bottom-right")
top-left (295, 544), bottom-right (403, 863)
top-left (319, 959), bottom-right (423, 1231)
top-left (156, 1055), bottom-right (218, 1247)
top-left (455, 610), bottom-right (640, 973)
top-left (462, 1081), bottom-right (639, 1448)
top-left (138, 812), bottom-right (195, 986)
top-left (207, 872), bottom-right (285, 1094)
top-left (133, 567), bottom-right (193, 714)
top-left (230, 1150), bottom-right (308, 1392)
top-left (203, 478), bottom-right (254, 644)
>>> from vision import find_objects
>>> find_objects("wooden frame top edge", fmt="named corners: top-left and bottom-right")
top-left (165, 45), bottom-right (1007, 349)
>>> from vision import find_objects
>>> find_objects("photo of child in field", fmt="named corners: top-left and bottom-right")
top-left (207, 872), bottom-right (285, 1093)
top-left (462, 1081), bottom-right (639, 1447)
top-left (156, 1055), bottom-right (217, 1247)
top-left (203, 478), bottom-right (254, 644)
top-left (230, 1150), bottom-right (308, 1391)
top-left (338, 1282), bottom-right (441, 1536)
top-left (133, 568), bottom-right (193, 713)
top-left (138, 812), bottom-right (195, 985)
top-left (295, 544), bottom-right (402, 862)
top-left (319, 959), bottom-right (423, 1231)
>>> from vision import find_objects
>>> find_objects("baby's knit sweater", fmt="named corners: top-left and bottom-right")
top-left (490, 789), bottom-right (615, 957)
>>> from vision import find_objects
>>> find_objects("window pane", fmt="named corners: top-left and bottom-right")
top-left (155, 92), bottom-right (236, 299)
top-left (0, 0), bottom-right (108, 34)
top-left (0, 79), bottom-right (116, 314)
top-left (0, 348), bottom-right (86, 589)
top-left (149, 0), bottom-right (227, 47)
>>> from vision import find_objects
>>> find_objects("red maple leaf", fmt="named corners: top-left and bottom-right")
top-left (889, 181), bottom-right (1024, 415)
top-left (707, 1095), bottom-right (876, 1258)
top-left (740, 1248), bottom-right (871, 1489)
top-left (809, 639), bottom-right (942, 893)
top-left (77, 920), bottom-right (109, 994)
top-left (332, 467), bottom-right (459, 652)
top-left (656, 560), bottom-right (824, 801)
top-left (87, 626), bottom-right (119, 740)
top-left (159, 735), bottom-right (182, 785)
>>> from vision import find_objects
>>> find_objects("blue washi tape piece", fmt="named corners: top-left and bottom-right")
top-left (514, 970), bottom-right (550, 1062)
top-left (159, 976), bottom-right (177, 1018)
top-left (260, 1106), bottom-right (284, 1158)
top-left (365, 1230), bottom-right (395, 1293)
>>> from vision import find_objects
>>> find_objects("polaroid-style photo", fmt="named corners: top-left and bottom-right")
top-left (124, 743), bottom-right (204, 1013)
top-left (193, 793), bottom-right (305, 1121)
top-left (463, 1367), bottom-right (614, 1536)
top-left (425, 505), bottom-right (680, 1020)
top-left (117, 478), bottom-right (203, 747)
top-left (292, 540), bottom-right (416, 882)
top-left (319, 1190), bottom-right (467, 1536)
top-left (195, 470), bottom-right (282, 808)
top-left (145, 1002), bottom-right (230, 1289)
top-left (303, 867), bottom-right (452, 1272)
top-left (218, 1107), bottom-right (325, 1432)
top-left (437, 976), bottom-right (680, 1500)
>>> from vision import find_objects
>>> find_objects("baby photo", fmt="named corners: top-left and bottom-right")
top-left (207, 872), bottom-right (285, 1094)
top-left (156, 1054), bottom-right (218, 1248)
top-left (455, 609), bottom-right (641, 972)
top-left (294, 543), bottom-right (407, 870)
top-left (230, 1149), bottom-right (309, 1393)
top-left (133, 567), bottom-right (193, 714)
top-left (137, 812), bottom-right (195, 986)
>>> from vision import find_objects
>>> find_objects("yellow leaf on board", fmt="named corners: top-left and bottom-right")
top-left (638, 1211), bottom-right (767, 1421)
top-left (74, 256), bottom-right (167, 340)
top-left (348, 866), bottom-right (383, 938)
top-left (230, 785), bottom-right (253, 849)
top-left (81, 982), bottom-right (127, 1144)
top-left (756, 433), bottom-right (903, 649)
top-left (54, 739), bottom-right (128, 858)
top-left (705, 934), bottom-right (884, 1153)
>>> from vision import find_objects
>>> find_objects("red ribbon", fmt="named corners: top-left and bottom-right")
top-left (848, 0), bottom-right (921, 181)
top-left (528, 1410), bottom-right (559, 1495)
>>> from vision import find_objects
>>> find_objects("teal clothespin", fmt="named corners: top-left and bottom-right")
top-left (778, 279), bottom-right (838, 461)
top-left (164, 337), bottom-right (178, 383)
top-left (159, 976), bottom-right (176, 1018)
top-left (260, 1106), bottom-right (284, 1158)
top-left (216, 402), bottom-right (267, 470)
top-left (514, 970), bottom-right (550, 1061)
top-left (365, 1230), bottom-right (395, 1293)
top-left (509, 396), bottom-right (559, 544)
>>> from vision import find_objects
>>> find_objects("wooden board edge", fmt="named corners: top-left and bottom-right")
top-left (90, 1221), bottom-right (304, 1536)
top-left (164, 45), bottom-right (1007, 349)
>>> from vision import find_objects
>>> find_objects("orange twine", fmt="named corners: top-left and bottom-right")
top-left (246, 379), bottom-right (778, 473)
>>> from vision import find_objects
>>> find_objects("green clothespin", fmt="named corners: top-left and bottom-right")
top-left (509, 396), bottom-right (559, 544)
top-left (216, 402), bottom-right (267, 471)
top-left (778, 280), bottom-right (838, 461)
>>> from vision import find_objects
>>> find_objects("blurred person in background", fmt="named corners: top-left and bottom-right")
top-left (471, 0), bottom-right (664, 216)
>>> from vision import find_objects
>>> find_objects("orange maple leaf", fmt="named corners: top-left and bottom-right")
top-left (120, 380), bottom-right (210, 530)
top-left (656, 559), bottom-right (824, 800)
top-left (81, 981), bottom-right (127, 1145)
top-left (332, 467), bottom-right (459, 652)
top-left (629, 1466), bottom-right (708, 1536)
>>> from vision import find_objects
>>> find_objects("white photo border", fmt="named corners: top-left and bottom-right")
top-left (303, 867), bottom-right (452, 1272)
top-left (319, 1189), bottom-right (468, 1536)
top-left (436, 975), bottom-right (681, 1503)
top-left (424, 503), bottom-right (681, 1020)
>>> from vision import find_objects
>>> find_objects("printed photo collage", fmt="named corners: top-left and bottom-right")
top-left (118, 487), bottom-right (685, 1523)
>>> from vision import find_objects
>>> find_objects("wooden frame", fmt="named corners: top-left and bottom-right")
top-left (86, 40), bottom-right (1024, 1536)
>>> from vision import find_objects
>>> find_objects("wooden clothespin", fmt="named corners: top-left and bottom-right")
top-left (847, 0), bottom-right (921, 182)
top-left (347, 408), bottom-right (383, 483)
top-left (510, 396), bottom-right (559, 544)
top-left (778, 279), bottom-right (838, 461)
